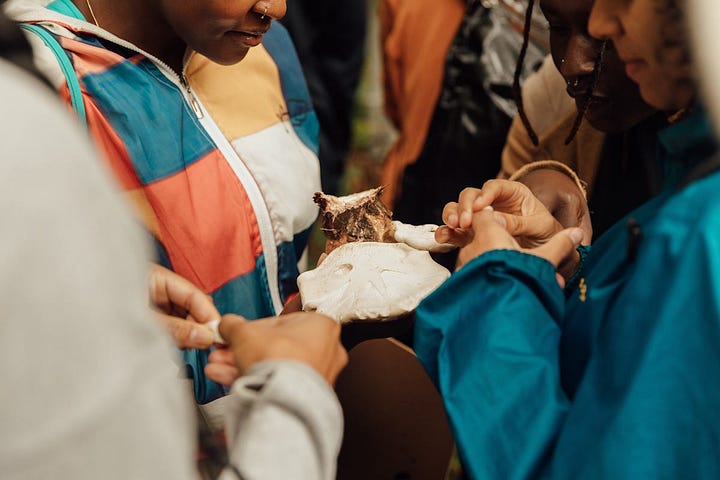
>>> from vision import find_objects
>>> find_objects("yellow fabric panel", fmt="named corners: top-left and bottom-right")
top-left (186, 47), bottom-right (288, 140)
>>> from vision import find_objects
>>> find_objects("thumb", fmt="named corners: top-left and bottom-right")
top-left (494, 212), bottom-right (545, 237)
top-left (156, 312), bottom-right (214, 349)
top-left (218, 314), bottom-right (248, 345)
top-left (531, 228), bottom-right (583, 267)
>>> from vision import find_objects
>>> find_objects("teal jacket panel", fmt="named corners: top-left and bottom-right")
top-left (414, 109), bottom-right (720, 479)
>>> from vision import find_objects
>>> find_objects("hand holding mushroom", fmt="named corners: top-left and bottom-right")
top-left (437, 180), bottom-right (584, 277)
top-left (204, 312), bottom-right (348, 386)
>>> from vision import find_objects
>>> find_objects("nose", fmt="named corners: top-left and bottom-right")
top-left (561, 33), bottom-right (601, 83)
top-left (253, 0), bottom-right (287, 21)
top-left (588, 0), bottom-right (623, 42)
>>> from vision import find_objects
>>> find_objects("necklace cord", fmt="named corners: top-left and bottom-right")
top-left (85, 0), bottom-right (100, 27)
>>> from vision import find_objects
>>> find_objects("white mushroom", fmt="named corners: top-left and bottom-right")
top-left (392, 221), bottom-right (456, 252)
top-left (298, 242), bottom-right (450, 323)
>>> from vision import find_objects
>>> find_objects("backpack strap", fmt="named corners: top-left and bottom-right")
top-left (19, 23), bottom-right (87, 127)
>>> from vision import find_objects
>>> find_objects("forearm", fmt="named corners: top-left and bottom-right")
top-left (220, 360), bottom-right (343, 480)
top-left (414, 250), bottom-right (570, 479)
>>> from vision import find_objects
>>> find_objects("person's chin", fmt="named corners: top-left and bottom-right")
top-left (209, 47), bottom-right (251, 66)
top-left (639, 84), bottom-right (686, 112)
top-left (583, 102), bottom-right (621, 134)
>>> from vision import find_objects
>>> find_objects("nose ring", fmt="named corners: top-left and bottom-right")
top-left (260, 6), bottom-right (268, 20)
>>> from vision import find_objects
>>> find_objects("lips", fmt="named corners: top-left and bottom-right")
top-left (228, 28), bottom-right (269, 47)
top-left (623, 59), bottom-right (646, 81)
top-left (566, 83), bottom-right (609, 103)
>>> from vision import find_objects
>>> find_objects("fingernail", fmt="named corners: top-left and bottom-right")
top-left (190, 326), bottom-right (214, 347)
top-left (435, 227), bottom-right (449, 242)
top-left (569, 229), bottom-right (583, 244)
top-left (483, 205), bottom-right (493, 211)
top-left (448, 213), bottom-right (458, 226)
top-left (460, 211), bottom-right (471, 227)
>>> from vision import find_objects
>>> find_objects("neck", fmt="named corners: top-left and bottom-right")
top-left (71, 0), bottom-right (186, 73)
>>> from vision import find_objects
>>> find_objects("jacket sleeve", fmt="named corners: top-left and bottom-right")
top-left (545, 217), bottom-right (720, 478)
top-left (220, 360), bottom-right (343, 480)
top-left (414, 250), bottom-right (571, 479)
top-left (414, 225), bottom-right (720, 478)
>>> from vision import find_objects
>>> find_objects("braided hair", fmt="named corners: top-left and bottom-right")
top-left (563, 41), bottom-right (608, 145)
top-left (512, 0), bottom-right (539, 146)
top-left (513, 0), bottom-right (610, 146)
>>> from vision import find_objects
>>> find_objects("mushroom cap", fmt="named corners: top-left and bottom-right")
top-left (298, 242), bottom-right (450, 323)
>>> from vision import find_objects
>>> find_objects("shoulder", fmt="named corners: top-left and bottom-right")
top-left (522, 55), bottom-right (575, 135)
top-left (648, 170), bottom-right (720, 251)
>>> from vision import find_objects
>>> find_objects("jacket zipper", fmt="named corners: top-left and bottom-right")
top-left (180, 74), bottom-right (204, 120)
top-left (30, 17), bottom-right (284, 313)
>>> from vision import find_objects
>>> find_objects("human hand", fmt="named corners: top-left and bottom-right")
top-left (204, 312), bottom-right (348, 387)
top-left (148, 264), bottom-right (219, 349)
top-left (516, 169), bottom-right (592, 244)
top-left (458, 209), bottom-right (584, 286)
top-left (435, 180), bottom-right (568, 251)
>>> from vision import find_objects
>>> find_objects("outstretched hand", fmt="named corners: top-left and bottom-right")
top-left (148, 264), bottom-right (219, 349)
top-left (205, 312), bottom-right (348, 387)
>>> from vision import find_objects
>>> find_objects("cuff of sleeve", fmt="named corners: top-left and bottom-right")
top-left (508, 160), bottom-right (587, 198)
top-left (564, 244), bottom-right (590, 295)
top-left (225, 360), bottom-right (343, 477)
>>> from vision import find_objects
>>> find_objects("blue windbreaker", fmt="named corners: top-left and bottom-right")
top-left (414, 108), bottom-right (720, 479)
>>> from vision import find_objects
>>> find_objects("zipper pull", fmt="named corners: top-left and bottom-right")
top-left (180, 74), bottom-right (204, 119)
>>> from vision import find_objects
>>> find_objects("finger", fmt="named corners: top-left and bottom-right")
top-left (441, 202), bottom-right (460, 228)
top-left (435, 225), bottom-right (473, 247)
top-left (204, 363), bottom-right (240, 386)
top-left (156, 312), bottom-right (214, 349)
top-left (149, 265), bottom-right (220, 324)
top-left (531, 228), bottom-right (584, 267)
top-left (168, 284), bottom-right (219, 325)
top-left (208, 347), bottom-right (236, 366)
top-left (457, 187), bottom-right (484, 228)
top-left (470, 209), bottom-right (508, 237)
top-left (476, 179), bottom-right (531, 214)
top-left (218, 314), bottom-right (248, 344)
top-left (473, 179), bottom-right (513, 211)
top-left (493, 211), bottom-right (538, 237)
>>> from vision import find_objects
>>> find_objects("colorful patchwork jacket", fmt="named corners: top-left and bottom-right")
top-left (6, 0), bottom-right (321, 403)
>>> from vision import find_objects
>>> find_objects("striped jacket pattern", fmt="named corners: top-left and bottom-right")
top-left (7, 0), bottom-right (321, 403)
